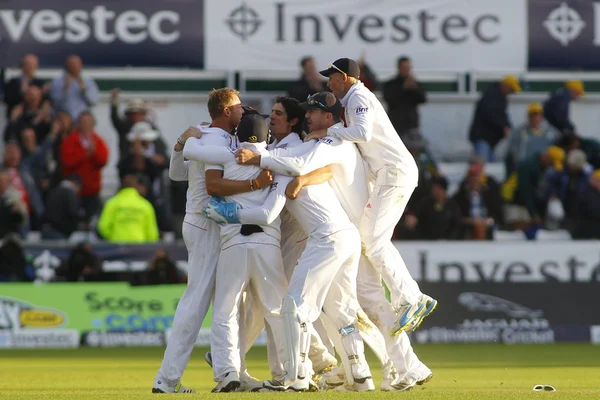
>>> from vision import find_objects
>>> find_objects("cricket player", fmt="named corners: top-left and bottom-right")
top-left (306, 58), bottom-right (437, 335)
top-left (236, 92), bottom-right (432, 390)
top-left (152, 88), bottom-right (272, 393)
top-left (205, 115), bottom-right (375, 392)
top-left (183, 114), bottom-right (290, 393)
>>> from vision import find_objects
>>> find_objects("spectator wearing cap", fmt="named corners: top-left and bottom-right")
top-left (409, 175), bottom-right (461, 240)
top-left (505, 103), bottom-right (558, 176)
top-left (573, 169), bottom-right (600, 239)
top-left (559, 133), bottom-right (600, 169)
top-left (537, 149), bottom-right (591, 230)
top-left (383, 56), bottom-right (427, 141)
top-left (110, 88), bottom-right (167, 162)
top-left (0, 169), bottom-right (28, 238)
top-left (468, 75), bottom-right (521, 162)
top-left (97, 174), bottom-right (159, 243)
top-left (2, 54), bottom-right (49, 119)
top-left (452, 155), bottom-right (503, 239)
top-left (60, 111), bottom-right (109, 222)
top-left (502, 146), bottom-right (565, 229)
top-left (288, 56), bottom-right (326, 103)
top-left (543, 80), bottom-right (584, 137)
top-left (41, 174), bottom-right (82, 240)
top-left (49, 55), bottom-right (99, 120)
top-left (118, 122), bottom-right (164, 185)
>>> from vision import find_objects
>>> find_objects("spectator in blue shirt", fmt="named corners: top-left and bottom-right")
top-left (543, 80), bottom-right (584, 137)
top-left (50, 55), bottom-right (99, 120)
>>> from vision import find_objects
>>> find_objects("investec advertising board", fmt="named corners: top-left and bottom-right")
top-left (0, 0), bottom-right (204, 67)
top-left (205, 0), bottom-right (528, 72)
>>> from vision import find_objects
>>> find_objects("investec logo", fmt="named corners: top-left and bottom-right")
top-left (226, 1), bottom-right (501, 44)
top-left (0, 6), bottom-right (180, 44)
top-left (543, 2), bottom-right (600, 46)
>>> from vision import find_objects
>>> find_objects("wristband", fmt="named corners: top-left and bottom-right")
top-left (252, 179), bottom-right (260, 190)
top-left (177, 136), bottom-right (185, 146)
top-left (249, 180), bottom-right (255, 191)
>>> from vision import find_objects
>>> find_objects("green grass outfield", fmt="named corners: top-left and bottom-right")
top-left (2, 344), bottom-right (600, 399)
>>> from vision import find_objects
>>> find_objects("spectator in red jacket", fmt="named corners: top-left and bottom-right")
top-left (60, 111), bottom-right (108, 222)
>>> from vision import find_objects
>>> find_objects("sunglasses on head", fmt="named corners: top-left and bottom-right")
top-left (533, 385), bottom-right (555, 392)
top-left (328, 62), bottom-right (346, 76)
top-left (306, 95), bottom-right (327, 110)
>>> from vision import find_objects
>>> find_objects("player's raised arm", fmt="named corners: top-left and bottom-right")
top-left (327, 93), bottom-right (375, 143)
top-left (183, 143), bottom-right (235, 165)
top-left (261, 139), bottom-right (342, 177)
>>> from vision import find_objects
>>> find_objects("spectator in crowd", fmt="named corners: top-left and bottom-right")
top-left (358, 53), bottom-right (377, 92)
top-left (396, 131), bottom-right (440, 239)
top-left (468, 75), bottom-right (521, 161)
top-left (543, 80), bottom-right (584, 137)
top-left (0, 169), bottom-right (28, 238)
top-left (118, 121), bottom-right (168, 182)
top-left (145, 248), bottom-right (181, 285)
top-left (97, 174), bottom-right (160, 243)
top-left (50, 55), bottom-right (99, 120)
top-left (452, 155), bottom-right (503, 239)
top-left (50, 111), bottom-right (74, 187)
top-left (410, 176), bottom-right (461, 240)
top-left (4, 85), bottom-right (52, 144)
top-left (60, 111), bottom-right (109, 222)
top-left (502, 146), bottom-right (565, 230)
top-left (2, 142), bottom-right (44, 229)
top-left (573, 169), bottom-right (600, 239)
top-left (383, 56), bottom-right (427, 141)
top-left (135, 173), bottom-right (172, 234)
top-left (20, 125), bottom-right (60, 197)
top-left (537, 149), bottom-right (591, 231)
top-left (288, 56), bottom-right (326, 102)
top-left (57, 242), bottom-right (102, 282)
top-left (2, 54), bottom-right (49, 119)
top-left (505, 103), bottom-right (558, 176)
top-left (110, 89), bottom-right (167, 162)
top-left (41, 174), bottom-right (82, 240)
top-left (0, 234), bottom-right (31, 282)
top-left (559, 133), bottom-right (600, 169)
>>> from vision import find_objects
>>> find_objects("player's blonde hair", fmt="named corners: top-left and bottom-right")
top-left (207, 88), bottom-right (240, 119)
top-left (347, 76), bottom-right (359, 85)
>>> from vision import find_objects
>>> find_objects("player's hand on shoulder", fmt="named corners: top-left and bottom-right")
top-left (235, 148), bottom-right (259, 165)
top-left (181, 126), bottom-right (202, 142)
top-left (305, 129), bottom-right (327, 142)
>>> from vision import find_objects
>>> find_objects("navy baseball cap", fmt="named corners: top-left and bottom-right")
top-left (319, 58), bottom-right (360, 79)
top-left (237, 114), bottom-right (269, 144)
top-left (300, 92), bottom-right (342, 118)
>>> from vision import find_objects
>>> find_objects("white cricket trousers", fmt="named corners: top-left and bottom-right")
top-left (357, 255), bottom-right (425, 377)
top-left (156, 213), bottom-right (221, 386)
top-left (360, 184), bottom-right (422, 308)
top-left (286, 227), bottom-right (371, 382)
top-left (211, 232), bottom-right (289, 381)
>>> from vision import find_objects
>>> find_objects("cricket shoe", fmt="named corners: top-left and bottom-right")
top-left (211, 372), bottom-right (242, 393)
top-left (152, 379), bottom-right (195, 394)
top-left (333, 377), bottom-right (375, 392)
top-left (404, 295), bottom-right (438, 334)
top-left (384, 379), bottom-right (415, 392)
top-left (240, 370), bottom-right (263, 391)
top-left (391, 302), bottom-right (426, 336)
top-left (380, 360), bottom-right (400, 392)
top-left (409, 364), bottom-right (434, 386)
top-left (321, 366), bottom-right (345, 391)
top-left (312, 363), bottom-right (336, 389)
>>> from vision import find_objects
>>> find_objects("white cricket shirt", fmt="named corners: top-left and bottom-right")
top-left (326, 81), bottom-right (419, 187)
